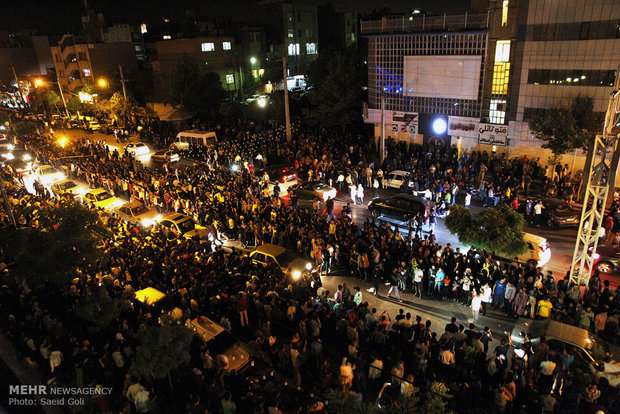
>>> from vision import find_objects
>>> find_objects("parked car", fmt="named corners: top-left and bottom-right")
top-left (158, 213), bottom-right (209, 240)
top-left (188, 316), bottom-right (252, 371)
top-left (125, 142), bottom-right (150, 155)
top-left (510, 320), bottom-right (612, 370)
top-left (495, 232), bottom-right (552, 268)
top-left (82, 188), bottom-right (122, 210)
top-left (367, 194), bottom-right (432, 228)
top-left (114, 201), bottom-right (162, 228)
top-left (521, 198), bottom-right (581, 228)
top-left (151, 150), bottom-right (180, 163)
top-left (249, 244), bottom-right (314, 279)
top-left (87, 121), bottom-right (101, 131)
top-left (34, 165), bottom-right (65, 184)
top-left (51, 179), bottom-right (80, 197)
top-left (384, 170), bottom-right (412, 190)
top-left (592, 245), bottom-right (620, 274)
top-left (288, 181), bottom-right (337, 201)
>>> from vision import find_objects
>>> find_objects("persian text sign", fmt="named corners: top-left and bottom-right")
top-left (477, 123), bottom-right (507, 146)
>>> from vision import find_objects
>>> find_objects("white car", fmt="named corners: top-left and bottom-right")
top-left (151, 150), bottom-right (180, 163)
top-left (82, 188), bottom-right (122, 210)
top-left (125, 142), bottom-right (150, 155)
top-left (88, 121), bottom-right (101, 131)
top-left (35, 165), bottom-right (66, 184)
top-left (158, 213), bottom-right (209, 240)
top-left (114, 201), bottom-right (162, 228)
top-left (384, 170), bottom-right (412, 190)
top-left (51, 179), bottom-right (80, 197)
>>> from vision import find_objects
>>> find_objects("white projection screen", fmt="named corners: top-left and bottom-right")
top-left (403, 56), bottom-right (482, 100)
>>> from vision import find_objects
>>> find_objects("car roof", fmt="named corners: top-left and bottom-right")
top-left (513, 320), bottom-right (594, 351)
top-left (388, 170), bottom-right (409, 175)
top-left (190, 317), bottom-right (225, 342)
top-left (253, 243), bottom-right (286, 256)
top-left (392, 193), bottom-right (430, 203)
top-left (53, 179), bottom-right (76, 186)
top-left (121, 201), bottom-right (145, 209)
top-left (88, 188), bottom-right (108, 195)
top-left (523, 232), bottom-right (547, 245)
top-left (162, 213), bottom-right (189, 222)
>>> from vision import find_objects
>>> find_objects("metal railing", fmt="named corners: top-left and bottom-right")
top-left (360, 12), bottom-right (489, 35)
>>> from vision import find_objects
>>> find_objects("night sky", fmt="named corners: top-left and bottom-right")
top-left (0, 0), bottom-right (471, 34)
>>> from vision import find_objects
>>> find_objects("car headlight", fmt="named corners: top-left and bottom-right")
top-left (22, 154), bottom-right (31, 161)
top-left (306, 263), bottom-right (312, 270)
top-left (141, 218), bottom-right (154, 227)
top-left (154, 214), bottom-right (162, 222)
top-left (7, 144), bottom-right (14, 150)
top-left (292, 270), bottom-right (301, 280)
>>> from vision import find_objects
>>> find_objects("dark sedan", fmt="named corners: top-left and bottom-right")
top-left (592, 245), bottom-right (620, 274)
top-left (368, 194), bottom-right (432, 228)
top-left (256, 167), bottom-right (297, 183)
top-left (521, 198), bottom-right (581, 228)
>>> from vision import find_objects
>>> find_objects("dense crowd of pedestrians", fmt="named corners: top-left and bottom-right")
top-left (0, 122), bottom-right (618, 414)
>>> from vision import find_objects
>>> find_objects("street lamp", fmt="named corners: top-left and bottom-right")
top-left (34, 78), bottom-right (44, 88)
top-left (33, 78), bottom-right (70, 118)
top-left (97, 78), bottom-right (108, 88)
top-left (250, 57), bottom-right (257, 65)
top-left (362, 86), bottom-right (387, 163)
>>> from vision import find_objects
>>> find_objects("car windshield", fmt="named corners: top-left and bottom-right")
top-left (95, 192), bottom-right (113, 201)
top-left (60, 181), bottom-right (77, 190)
top-left (275, 250), bottom-right (296, 266)
top-left (205, 330), bottom-right (238, 355)
top-left (41, 167), bottom-right (56, 175)
top-left (314, 183), bottom-right (328, 190)
top-left (136, 143), bottom-right (145, 148)
top-left (131, 205), bottom-right (149, 215)
top-left (177, 218), bottom-right (195, 233)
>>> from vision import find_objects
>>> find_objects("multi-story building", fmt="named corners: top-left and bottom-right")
top-left (0, 31), bottom-right (52, 84)
top-left (152, 36), bottom-right (239, 99)
top-left (508, 0), bottom-right (620, 155)
top-left (50, 34), bottom-right (138, 93)
top-left (361, 0), bottom-right (620, 161)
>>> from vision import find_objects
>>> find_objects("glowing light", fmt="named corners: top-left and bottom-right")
top-left (256, 97), bottom-right (267, 107)
top-left (432, 118), bottom-right (447, 134)
top-left (58, 137), bottom-right (68, 148)
top-left (97, 78), bottom-right (108, 88)
top-left (231, 164), bottom-right (239, 172)
top-left (306, 263), bottom-right (312, 270)
top-left (34, 78), bottom-right (44, 88)
top-left (250, 57), bottom-right (257, 65)
top-left (292, 270), bottom-right (301, 280)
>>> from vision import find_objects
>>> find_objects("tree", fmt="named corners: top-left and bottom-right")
top-left (75, 286), bottom-right (123, 331)
top-left (129, 320), bottom-right (193, 381)
top-left (529, 96), bottom-right (603, 155)
top-left (99, 92), bottom-right (136, 124)
top-left (445, 204), bottom-right (528, 257)
top-left (0, 201), bottom-right (109, 287)
top-left (12, 120), bottom-right (37, 135)
top-left (304, 45), bottom-right (366, 132)
top-left (170, 55), bottom-right (226, 121)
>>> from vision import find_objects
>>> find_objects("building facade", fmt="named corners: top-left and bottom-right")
top-left (362, 0), bottom-right (620, 160)
top-left (50, 34), bottom-right (138, 93)
top-left (152, 36), bottom-right (239, 100)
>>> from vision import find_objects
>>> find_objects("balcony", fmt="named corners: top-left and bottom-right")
top-left (360, 12), bottom-right (489, 35)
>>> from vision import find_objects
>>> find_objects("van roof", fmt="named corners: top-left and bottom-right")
top-left (253, 243), bottom-right (286, 256)
top-left (134, 287), bottom-right (166, 305)
top-left (177, 130), bottom-right (217, 137)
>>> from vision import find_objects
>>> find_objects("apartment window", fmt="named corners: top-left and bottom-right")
top-left (82, 68), bottom-right (91, 77)
top-left (306, 43), bottom-right (317, 55)
top-left (222, 41), bottom-right (231, 50)
top-left (226, 74), bottom-right (234, 84)
top-left (252, 70), bottom-right (258, 78)
top-left (287, 43), bottom-right (300, 56)
top-left (201, 42), bottom-right (215, 52)
top-left (140, 23), bottom-right (147, 34)
top-left (501, 1), bottom-right (509, 26)
top-left (492, 40), bottom-right (511, 95)
top-left (489, 100), bottom-right (506, 124)
top-left (527, 69), bottom-right (616, 86)
top-left (288, 31), bottom-right (294, 38)
top-left (259, 68), bottom-right (265, 77)
top-left (162, 35), bottom-right (171, 40)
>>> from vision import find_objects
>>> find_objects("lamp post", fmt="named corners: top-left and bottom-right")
top-left (362, 86), bottom-right (386, 163)
top-left (35, 77), bottom-right (71, 119)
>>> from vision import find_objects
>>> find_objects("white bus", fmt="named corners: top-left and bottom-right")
top-left (171, 130), bottom-right (217, 150)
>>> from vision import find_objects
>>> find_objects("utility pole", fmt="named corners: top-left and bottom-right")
top-left (380, 91), bottom-right (386, 164)
top-left (569, 66), bottom-right (620, 286)
top-left (56, 80), bottom-right (71, 118)
top-left (119, 64), bottom-right (127, 100)
top-left (282, 55), bottom-right (291, 143)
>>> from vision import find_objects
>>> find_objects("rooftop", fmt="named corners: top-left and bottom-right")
top-left (360, 12), bottom-right (489, 35)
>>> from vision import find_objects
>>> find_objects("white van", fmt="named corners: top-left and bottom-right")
top-left (171, 130), bottom-right (217, 150)
top-left (496, 232), bottom-right (551, 267)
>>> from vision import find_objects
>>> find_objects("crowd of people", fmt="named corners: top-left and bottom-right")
top-left (0, 121), bottom-right (618, 414)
